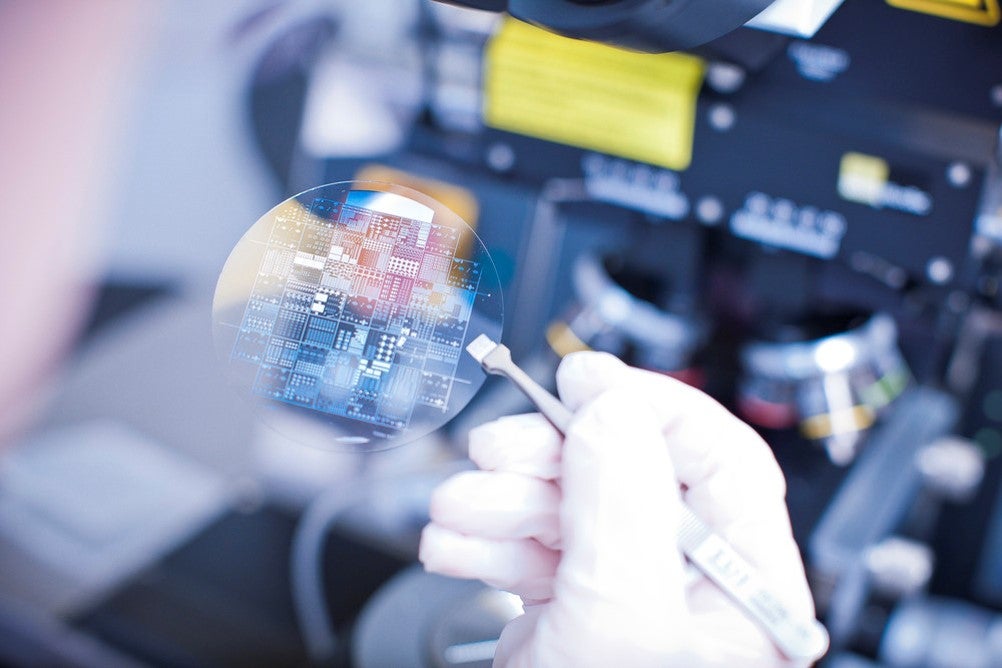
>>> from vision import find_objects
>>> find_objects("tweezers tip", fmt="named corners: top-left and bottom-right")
top-left (465, 334), bottom-right (499, 364)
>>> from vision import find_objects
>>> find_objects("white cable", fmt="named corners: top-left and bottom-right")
top-left (290, 461), bottom-right (463, 662)
top-left (290, 479), bottom-right (368, 662)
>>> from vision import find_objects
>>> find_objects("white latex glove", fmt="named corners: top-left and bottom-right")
top-left (420, 351), bottom-right (817, 667)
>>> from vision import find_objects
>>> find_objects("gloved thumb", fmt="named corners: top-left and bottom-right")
top-left (528, 374), bottom-right (690, 664)
top-left (556, 350), bottom-right (638, 410)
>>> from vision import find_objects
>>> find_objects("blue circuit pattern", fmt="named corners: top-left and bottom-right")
top-left (231, 195), bottom-right (481, 432)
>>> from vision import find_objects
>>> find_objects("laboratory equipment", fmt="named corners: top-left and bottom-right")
top-left (13, 2), bottom-right (1000, 666)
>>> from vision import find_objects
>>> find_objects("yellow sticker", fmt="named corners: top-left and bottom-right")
top-left (800, 405), bottom-right (875, 440)
top-left (887, 0), bottom-right (1000, 26)
top-left (838, 152), bottom-right (890, 206)
top-left (837, 151), bottom-right (933, 215)
top-left (545, 321), bottom-right (591, 357)
top-left (483, 18), bottom-right (705, 171)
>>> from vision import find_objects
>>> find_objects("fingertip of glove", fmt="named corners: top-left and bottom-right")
top-left (468, 421), bottom-right (500, 465)
top-left (556, 351), bottom-right (628, 409)
top-left (557, 351), bottom-right (625, 382)
top-left (419, 523), bottom-right (468, 576)
top-left (418, 523), bottom-right (444, 571)
top-left (469, 414), bottom-right (564, 476)
top-left (427, 470), bottom-right (475, 523)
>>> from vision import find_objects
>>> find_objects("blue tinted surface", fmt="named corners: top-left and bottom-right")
top-left (213, 183), bottom-right (503, 451)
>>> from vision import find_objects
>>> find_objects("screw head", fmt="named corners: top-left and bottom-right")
top-left (708, 104), bottom-right (736, 132)
top-left (926, 256), bottom-right (954, 285)
top-left (946, 162), bottom-right (972, 188)
top-left (486, 142), bottom-right (515, 172)
top-left (695, 196), bottom-right (724, 225)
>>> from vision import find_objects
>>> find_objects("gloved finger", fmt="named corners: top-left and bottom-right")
top-left (419, 524), bottom-right (558, 601)
top-left (535, 388), bottom-right (689, 663)
top-left (468, 412), bottom-right (562, 481)
top-left (429, 470), bottom-right (561, 548)
top-left (492, 605), bottom-right (542, 668)
top-left (556, 351), bottom-right (813, 618)
top-left (555, 353), bottom-right (788, 512)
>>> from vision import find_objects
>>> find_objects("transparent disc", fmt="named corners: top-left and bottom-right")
top-left (213, 182), bottom-right (503, 452)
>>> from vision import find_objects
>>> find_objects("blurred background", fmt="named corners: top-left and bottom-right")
top-left (1, 1), bottom-right (1001, 666)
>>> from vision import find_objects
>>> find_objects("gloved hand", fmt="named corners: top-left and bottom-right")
top-left (420, 351), bottom-right (817, 667)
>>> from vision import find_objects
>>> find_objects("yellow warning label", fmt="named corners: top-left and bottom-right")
top-left (887, 0), bottom-right (1000, 26)
top-left (483, 18), bottom-right (705, 171)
